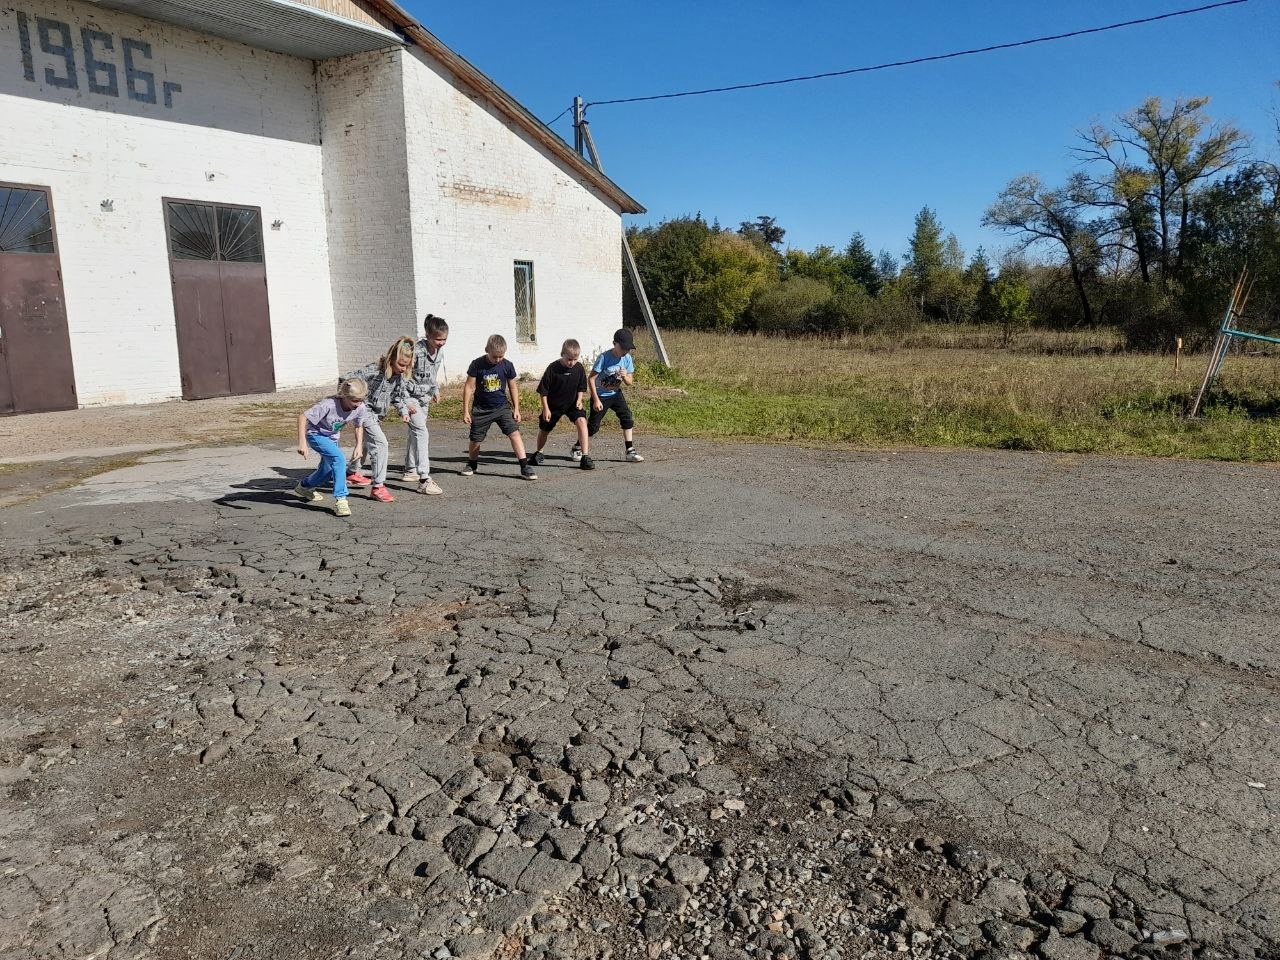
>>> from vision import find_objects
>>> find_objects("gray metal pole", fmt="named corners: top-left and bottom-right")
top-left (572, 97), bottom-right (584, 157)
top-left (577, 119), bottom-right (672, 368)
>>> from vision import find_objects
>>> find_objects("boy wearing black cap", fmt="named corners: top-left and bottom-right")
top-left (576, 328), bottom-right (644, 463)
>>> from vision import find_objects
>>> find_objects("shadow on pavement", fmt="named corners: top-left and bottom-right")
top-left (214, 470), bottom-right (316, 512)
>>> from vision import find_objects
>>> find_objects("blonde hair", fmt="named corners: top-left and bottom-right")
top-left (485, 334), bottom-right (507, 355)
top-left (380, 337), bottom-right (416, 378)
top-left (339, 378), bottom-right (369, 401)
top-left (561, 339), bottom-right (581, 359)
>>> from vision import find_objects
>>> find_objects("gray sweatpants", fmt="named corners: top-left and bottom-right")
top-left (403, 407), bottom-right (431, 478)
top-left (351, 418), bottom-right (390, 486)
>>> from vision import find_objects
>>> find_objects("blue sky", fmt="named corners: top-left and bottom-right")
top-left (407, 1), bottom-right (1279, 266)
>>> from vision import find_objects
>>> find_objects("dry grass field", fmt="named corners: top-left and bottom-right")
top-left (34, 327), bottom-right (1265, 466)
top-left (613, 327), bottom-right (1280, 461)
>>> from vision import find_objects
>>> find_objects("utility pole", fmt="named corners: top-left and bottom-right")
top-left (572, 96), bottom-right (584, 157)
top-left (571, 99), bottom-right (671, 368)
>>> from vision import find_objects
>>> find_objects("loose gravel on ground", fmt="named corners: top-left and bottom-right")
top-left (0, 430), bottom-right (1276, 960)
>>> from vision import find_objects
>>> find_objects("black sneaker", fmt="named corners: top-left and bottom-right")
top-left (521, 462), bottom-right (538, 481)
top-left (530, 450), bottom-right (545, 466)
top-left (579, 455), bottom-right (595, 471)
top-left (571, 445), bottom-right (583, 462)
top-left (461, 461), bottom-right (477, 476)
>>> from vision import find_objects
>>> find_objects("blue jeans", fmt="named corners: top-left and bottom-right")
top-left (303, 433), bottom-right (348, 499)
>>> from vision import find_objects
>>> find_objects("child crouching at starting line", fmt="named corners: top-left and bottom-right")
top-left (295, 378), bottom-right (371, 517)
top-left (531, 338), bottom-right (593, 470)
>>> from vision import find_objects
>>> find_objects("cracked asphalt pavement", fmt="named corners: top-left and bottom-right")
top-left (1, 428), bottom-right (1276, 960)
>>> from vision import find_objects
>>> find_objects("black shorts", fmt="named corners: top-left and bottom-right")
top-left (587, 391), bottom-right (634, 434)
top-left (469, 406), bottom-right (520, 443)
top-left (539, 408), bottom-right (586, 432)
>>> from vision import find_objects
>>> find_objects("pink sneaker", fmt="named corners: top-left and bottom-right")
top-left (370, 485), bottom-right (395, 502)
top-left (346, 473), bottom-right (372, 487)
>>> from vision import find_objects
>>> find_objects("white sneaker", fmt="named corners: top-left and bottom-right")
top-left (417, 477), bottom-right (443, 495)
top-left (293, 482), bottom-right (323, 503)
top-left (626, 449), bottom-right (645, 462)
top-left (402, 470), bottom-right (421, 483)
top-left (571, 445), bottom-right (583, 462)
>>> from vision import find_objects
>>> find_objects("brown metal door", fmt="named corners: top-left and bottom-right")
top-left (166, 200), bottom-right (274, 400)
top-left (0, 340), bottom-right (13, 414)
top-left (0, 184), bottom-right (77, 414)
top-left (220, 262), bottom-right (275, 395)
top-left (216, 207), bottom-right (275, 396)
top-left (171, 259), bottom-right (230, 399)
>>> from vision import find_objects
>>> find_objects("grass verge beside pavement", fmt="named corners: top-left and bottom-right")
top-left (625, 330), bottom-right (1280, 462)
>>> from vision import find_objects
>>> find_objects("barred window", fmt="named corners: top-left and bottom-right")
top-left (166, 200), bottom-right (264, 263)
top-left (0, 186), bottom-right (55, 254)
top-left (513, 260), bottom-right (536, 343)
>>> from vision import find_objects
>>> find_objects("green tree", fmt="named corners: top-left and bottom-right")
top-left (747, 278), bottom-right (835, 335)
top-left (933, 232), bottom-right (972, 322)
top-left (1077, 97), bottom-right (1248, 285)
top-left (966, 248), bottom-right (996, 325)
top-left (991, 275), bottom-right (1034, 345)
top-left (842, 233), bottom-right (881, 295)
top-left (684, 231), bottom-right (775, 330)
top-left (738, 215), bottom-right (787, 249)
top-left (1180, 162), bottom-right (1280, 334)
top-left (984, 174), bottom-right (1102, 326)
top-left (904, 207), bottom-right (945, 309)
top-left (781, 246), bottom-right (846, 291)
top-left (875, 250), bottom-right (900, 283)
top-left (942, 233), bottom-right (965, 272)
top-left (630, 216), bottom-right (715, 328)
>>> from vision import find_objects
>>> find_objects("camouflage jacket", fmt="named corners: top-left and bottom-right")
top-left (339, 361), bottom-right (428, 418)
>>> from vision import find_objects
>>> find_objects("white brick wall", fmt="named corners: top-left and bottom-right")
top-left (0, 3), bottom-right (632, 409)
top-left (400, 48), bottom-right (624, 379)
top-left (0, 0), bottom-right (337, 406)
top-left (320, 46), bottom-right (628, 381)
top-left (317, 49), bottom-right (418, 375)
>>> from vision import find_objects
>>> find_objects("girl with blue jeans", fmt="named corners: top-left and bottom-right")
top-left (295, 378), bottom-right (372, 517)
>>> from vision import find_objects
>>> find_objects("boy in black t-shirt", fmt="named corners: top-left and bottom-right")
top-left (461, 334), bottom-right (536, 480)
top-left (531, 339), bottom-right (594, 470)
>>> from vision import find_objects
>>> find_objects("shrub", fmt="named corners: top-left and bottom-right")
top-left (747, 278), bottom-right (835, 335)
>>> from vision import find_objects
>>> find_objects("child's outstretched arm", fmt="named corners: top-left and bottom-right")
top-left (296, 413), bottom-right (309, 458)
top-left (462, 377), bottom-right (475, 424)
top-left (394, 378), bottom-right (419, 419)
top-left (352, 424), bottom-right (364, 462)
top-left (588, 369), bottom-right (603, 411)
top-left (508, 376), bottom-right (522, 423)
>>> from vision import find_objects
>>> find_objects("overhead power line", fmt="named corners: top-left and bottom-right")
top-left (581, 0), bottom-right (1251, 111)
top-left (544, 104), bottom-right (573, 127)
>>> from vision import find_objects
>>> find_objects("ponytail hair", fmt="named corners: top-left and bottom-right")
top-left (380, 337), bottom-right (416, 378)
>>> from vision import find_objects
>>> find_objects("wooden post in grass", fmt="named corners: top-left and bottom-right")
top-left (1175, 338), bottom-right (1182, 374)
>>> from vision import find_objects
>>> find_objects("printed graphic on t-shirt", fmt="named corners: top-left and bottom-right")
top-left (483, 374), bottom-right (502, 393)
top-left (328, 420), bottom-right (345, 432)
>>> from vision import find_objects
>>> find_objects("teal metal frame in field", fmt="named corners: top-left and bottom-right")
top-left (1190, 270), bottom-right (1274, 417)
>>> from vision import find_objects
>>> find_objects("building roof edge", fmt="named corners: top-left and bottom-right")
top-left (364, 0), bottom-right (645, 216)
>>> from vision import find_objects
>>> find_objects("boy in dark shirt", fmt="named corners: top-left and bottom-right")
top-left (461, 334), bottom-right (537, 480)
top-left (531, 339), bottom-right (594, 470)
